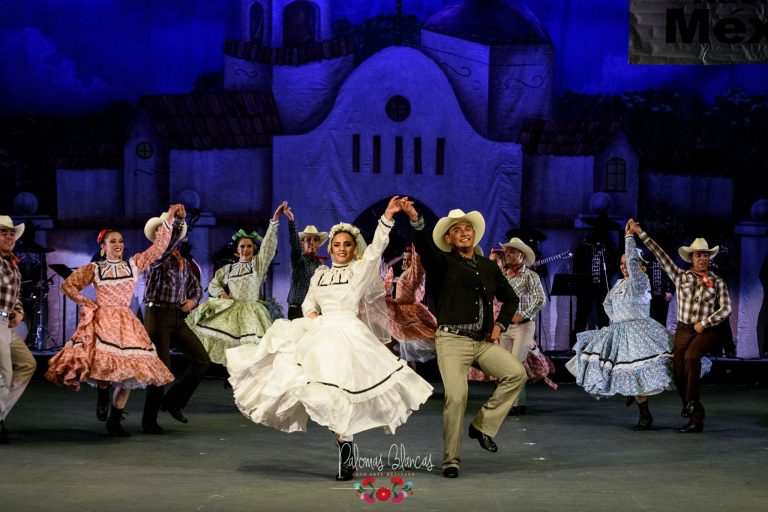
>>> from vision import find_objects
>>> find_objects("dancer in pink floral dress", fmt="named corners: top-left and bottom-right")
top-left (46, 204), bottom-right (183, 437)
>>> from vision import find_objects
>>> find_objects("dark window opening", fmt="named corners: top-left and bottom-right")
top-left (414, 137), bottom-right (422, 174)
top-left (605, 157), bottom-right (626, 191)
top-left (385, 96), bottom-right (411, 122)
top-left (249, 3), bottom-right (264, 44)
top-left (394, 136), bottom-right (403, 174)
top-left (436, 138), bottom-right (445, 175)
top-left (283, 1), bottom-right (318, 47)
top-left (352, 134), bottom-right (360, 173)
top-left (373, 135), bottom-right (381, 174)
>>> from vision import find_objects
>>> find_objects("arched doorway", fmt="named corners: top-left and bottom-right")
top-left (352, 197), bottom-right (438, 265)
top-left (282, 1), bottom-right (318, 47)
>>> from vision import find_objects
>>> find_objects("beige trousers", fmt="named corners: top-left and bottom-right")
top-left (436, 330), bottom-right (526, 469)
top-left (0, 327), bottom-right (36, 421)
top-left (499, 321), bottom-right (536, 406)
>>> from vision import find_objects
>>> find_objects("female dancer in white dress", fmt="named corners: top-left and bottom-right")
top-left (186, 202), bottom-right (289, 364)
top-left (226, 196), bottom-right (433, 481)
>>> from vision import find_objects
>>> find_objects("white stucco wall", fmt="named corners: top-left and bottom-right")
top-left (271, 46), bottom-right (523, 307)
top-left (169, 148), bottom-right (272, 216)
top-left (272, 55), bottom-right (355, 133)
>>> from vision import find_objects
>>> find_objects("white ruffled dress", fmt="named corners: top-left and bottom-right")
top-left (226, 216), bottom-right (433, 438)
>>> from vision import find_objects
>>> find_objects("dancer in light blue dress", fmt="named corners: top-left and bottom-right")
top-left (569, 220), bottom-right (676, 430)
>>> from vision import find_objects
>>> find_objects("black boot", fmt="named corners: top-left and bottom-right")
top-left (336, 440), bottom-right (355, 481)
top-left (96, 387), bottom-right (110, 422)
top-left (633, 401), bottom-right (653, 431)
top-left (681, 400), bottom-right (695, 418)
top-left (677, 402), bottom-right (705, 433)
top-left (106, 406), bottom-right (131, 437)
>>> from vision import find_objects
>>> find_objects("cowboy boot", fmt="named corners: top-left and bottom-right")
top-left (336, 440), bottom-right (355, 481)
top-left (633, 401), bottom-right (653, 431)
top-left (681, 400), bottom-right (695, 418)
top-left (106, 406), bottom-right (131, 437)
top-left (96, 387), bottom-right (109, 422)
top-left (677, 402), bottom-right (705, 433)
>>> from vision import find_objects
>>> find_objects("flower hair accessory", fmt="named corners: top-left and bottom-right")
top-left (327, 222), bottom-right (367, 260)
top-left (232, 229), bottom-right (264, 242)
top-left (328, 222), bottom-right (360, 241)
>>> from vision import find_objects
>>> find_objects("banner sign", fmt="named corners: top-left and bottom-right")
top-left (630, 1), bottom-right (768, 64)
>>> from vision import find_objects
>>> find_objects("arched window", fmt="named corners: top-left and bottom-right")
top-left (249, 2), bottom-right (264, 44)
top-left (283, 1), bottom-right (318, 47)
top-left (605, 157), bottom-right (626, 191)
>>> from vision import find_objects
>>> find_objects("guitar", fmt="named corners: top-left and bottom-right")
top-left (530, 251), bottom-right (573, 269)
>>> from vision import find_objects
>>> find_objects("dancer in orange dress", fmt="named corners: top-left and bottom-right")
top-left (383, 246), bottom-right (437, 364)
top-left (46, 204), bottom-right (184, 437)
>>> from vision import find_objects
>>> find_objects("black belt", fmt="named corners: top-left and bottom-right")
top-left (145, 301), bottom-right (181, 309)
top-left (439, 325), bottom-right (486, 341)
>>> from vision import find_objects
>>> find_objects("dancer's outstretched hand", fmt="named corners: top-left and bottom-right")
top-left (384, 196), bottom-right (403, 221)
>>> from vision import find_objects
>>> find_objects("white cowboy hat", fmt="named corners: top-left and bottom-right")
top-left (298, 225), bottom-right (328, 246)
top-left (0, 215), bottom-right (24, 240)
top-left (500, 237), bottom-right (535, 266)
top-left (678, 238), bottom-right (719, 263)
top-left (432, 209), bottom-right (485, 253)
top-left (144, 212), bottom-right (187, 242)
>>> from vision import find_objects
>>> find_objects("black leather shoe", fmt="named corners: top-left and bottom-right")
top-left (142, 421), bottom-right (165, 435)
top-left (162, 405), bottom-right (188, 424)
top-left (468, 424), bottom-right (498, 452)
top-left (443, 467), bottom-right (459, 478)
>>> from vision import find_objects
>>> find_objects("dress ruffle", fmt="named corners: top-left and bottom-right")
top-left (571, 317), bottom-right (674, 398)
top-left (45, 306), bottom-right (174, 390)
top-left (186, 298), bottom-right (274, 364)
top-left (227, 314), bottom-right (433, 437)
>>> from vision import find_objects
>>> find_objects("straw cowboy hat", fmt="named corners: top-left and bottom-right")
top-left (678, 238), bottom-right (719, 263)
top-left (298, 225), bottom-right (328, 246)
top-left (432, 209), bottom-right (485, 253)
top-left (500, 237), bottom-right (535, 266)
top-left (0, 215), bottom-right (25, 240)
top-left (144, 212), bottom-right (187, 242)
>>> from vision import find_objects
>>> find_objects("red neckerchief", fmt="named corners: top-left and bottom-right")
top-left (2, 252), bottom-right (20, 270)
top-left (692, 270), bottom-right (714, 288)
top-left (506, 266), bottom-right (523, 278)
top-left (171, 248), bottom-right (185, 270)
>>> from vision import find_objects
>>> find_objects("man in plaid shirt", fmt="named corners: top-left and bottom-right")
top-left (632, 219), bottom-right (731, 433)
top-left (0, 215), bottom-right (36, 444)
top-left (141, 210), bottom-right (210, 434)
top-left (500, 237), bottom-right (546, 415)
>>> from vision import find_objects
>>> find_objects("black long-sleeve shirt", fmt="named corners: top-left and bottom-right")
top-left (410, 217), bottom-right (518, 336)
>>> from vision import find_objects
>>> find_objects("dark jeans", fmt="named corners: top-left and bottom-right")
top-left (143, 305), bottom-right (210, 422)
top-left (673, 323), bottom-right (718, 403)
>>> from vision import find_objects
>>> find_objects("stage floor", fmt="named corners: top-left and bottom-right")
top-left (2, 378), bottom-right (767, 511)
